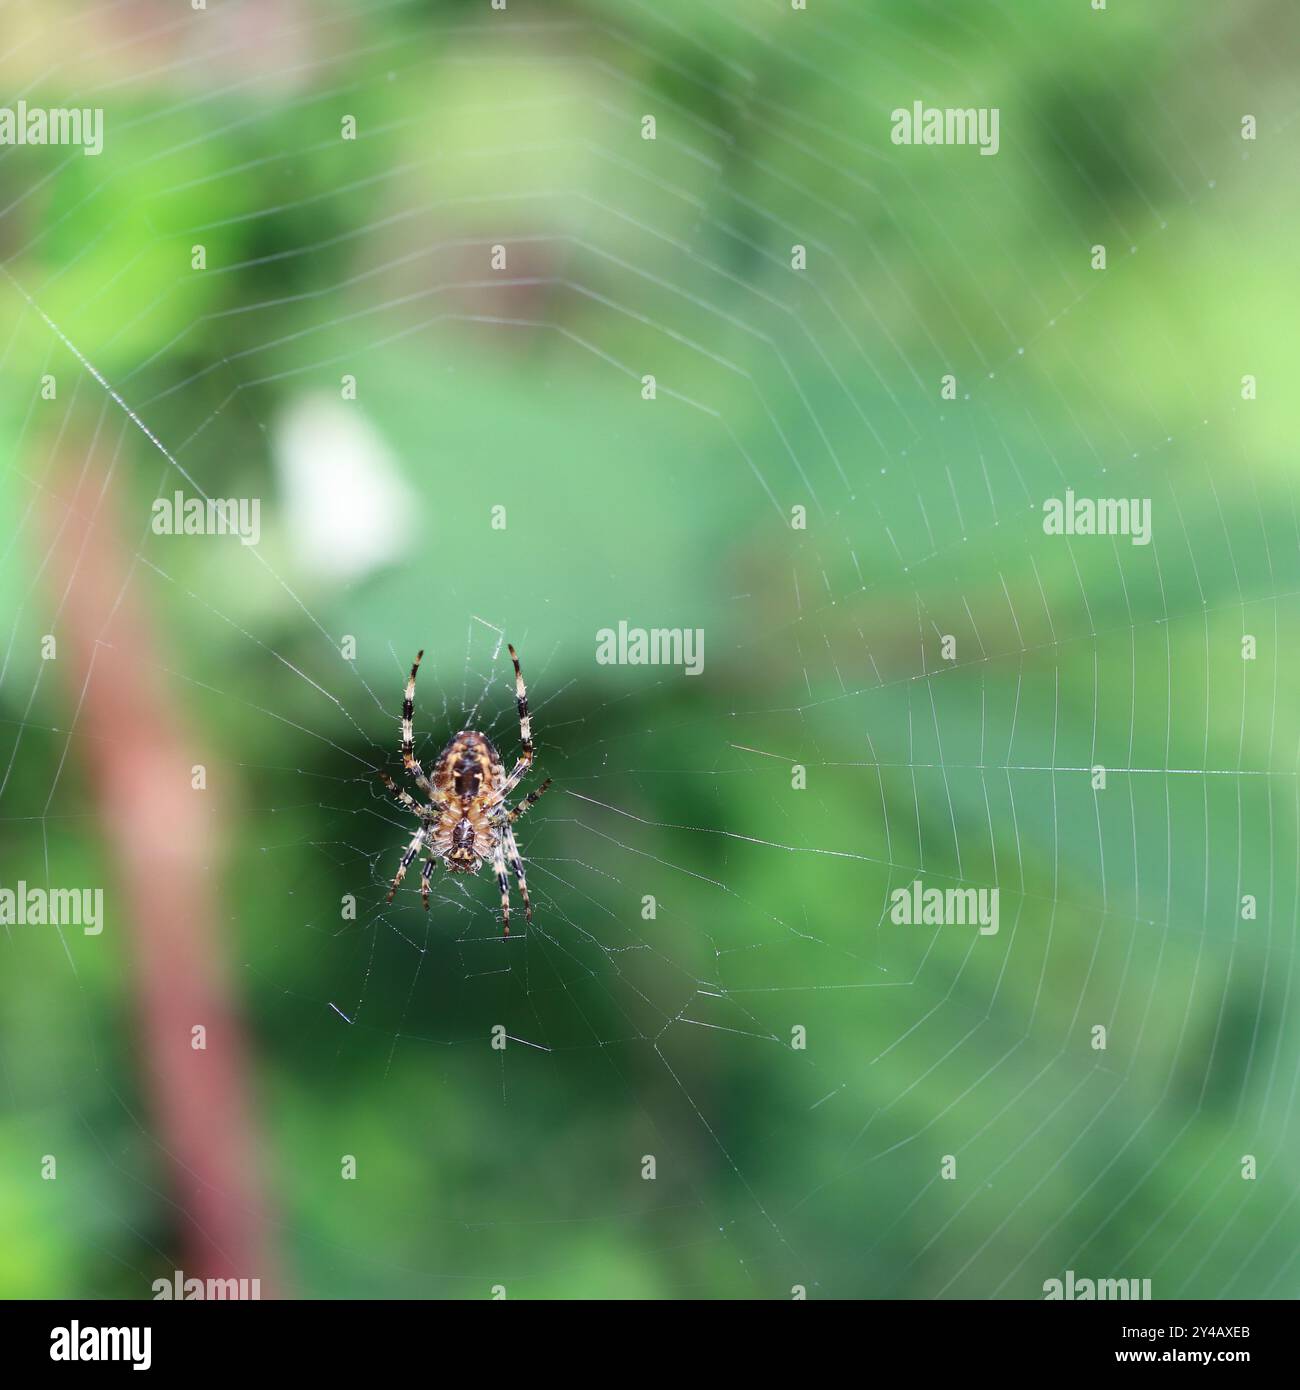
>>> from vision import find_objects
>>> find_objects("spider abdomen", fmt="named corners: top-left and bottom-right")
top-left (434, 729), bottom-right (504, 803)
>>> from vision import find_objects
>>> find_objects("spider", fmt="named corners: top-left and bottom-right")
top-left (379, 644), bottom-right (551, 934)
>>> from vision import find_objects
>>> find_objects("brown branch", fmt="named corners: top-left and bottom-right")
top-left (42, 444), bottom-right (281, 1297)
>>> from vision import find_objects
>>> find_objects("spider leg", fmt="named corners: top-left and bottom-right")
top-left (507, 777), bottom-right (552, 824)
top-left (420, 853), bottom-right (434, 912)
top-left (400, 650), bottom-right (436, 798)
top-left (493, 643), bottom-right (534, 801)
top-left (379, 770), bottom-right (422, 814)
top-left (503, 822), bottom-right (533, 923)
top-left (492, 836), bottom-right (512, 937)
top-left (386, 823), bottom-right (427, 902)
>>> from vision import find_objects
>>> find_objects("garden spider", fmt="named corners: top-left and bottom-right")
top-left (380, 644), bottom-right (551, 934)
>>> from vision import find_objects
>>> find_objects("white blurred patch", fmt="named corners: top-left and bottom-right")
top-left (273, 394), bottom-right (417, 582)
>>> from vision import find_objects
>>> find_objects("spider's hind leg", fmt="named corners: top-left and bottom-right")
top-left (503, 822), bottom-right (533, 923)
top-left (492, 837), bottom-right (511, 937)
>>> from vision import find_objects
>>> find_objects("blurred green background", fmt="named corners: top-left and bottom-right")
top-left (2, 0), bottom-right (1299, 1298)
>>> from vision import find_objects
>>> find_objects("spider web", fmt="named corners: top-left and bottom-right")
top-left (1, 0), bottom-right (1299, 1300)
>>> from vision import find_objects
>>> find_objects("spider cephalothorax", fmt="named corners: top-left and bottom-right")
top-left (380, 645), bottom-right (551, 934)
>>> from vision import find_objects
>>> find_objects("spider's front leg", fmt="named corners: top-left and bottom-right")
top-left (494, 644), bottom-right (534, 801)
top-left (379, 770), bottom-right (421, 814)
top-left (400, 649), bottom-right (436, 799)
top-left (386, 824), bottom-right (428, 902)
top-left (507, 777), bottom-right (552, 824)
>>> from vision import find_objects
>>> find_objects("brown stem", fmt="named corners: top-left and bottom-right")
top-left (42, 446), bottom-right (280, 1297)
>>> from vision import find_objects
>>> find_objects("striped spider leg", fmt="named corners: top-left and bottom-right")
top-left (491, 644), bottom-right (534, 802)
top-left (386, 823), bottom-right (428, 903)
top-left (486, 778), bottom-right (553, 933)
top-left (400, 649), bottom-right (436, 799)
